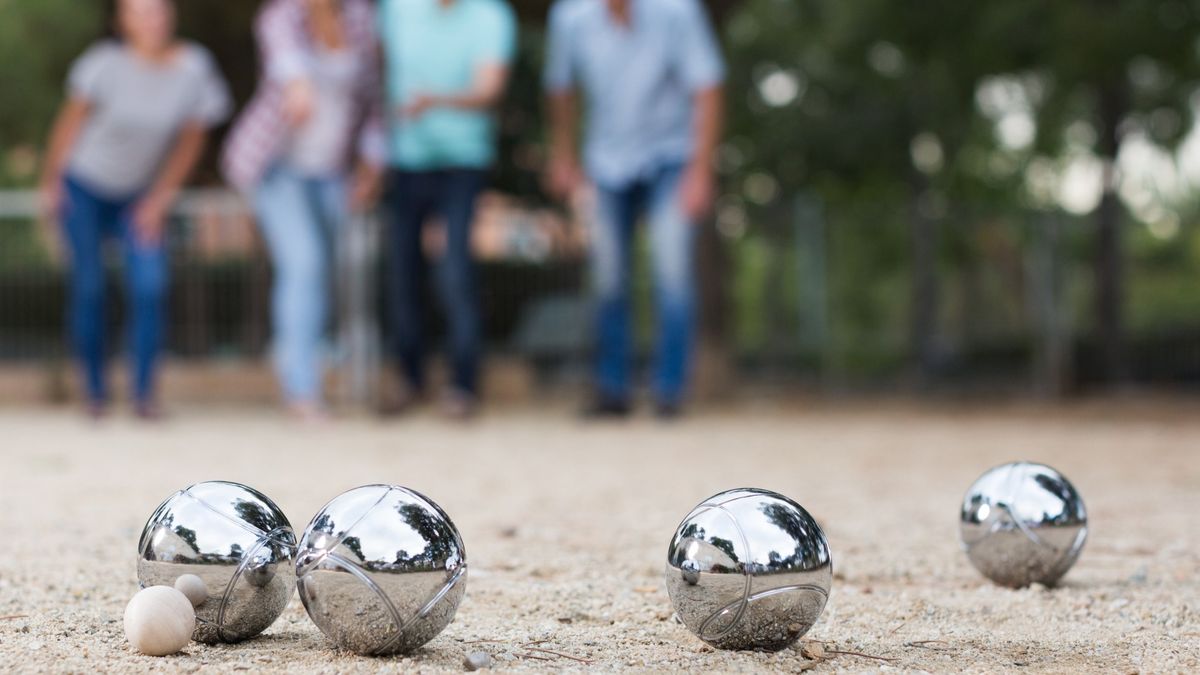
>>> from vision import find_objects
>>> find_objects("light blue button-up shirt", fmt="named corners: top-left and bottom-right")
top-left (544, 0), bottom-right (725, 188)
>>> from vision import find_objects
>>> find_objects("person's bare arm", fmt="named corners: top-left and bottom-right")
top-left (545, 89), bottom-right (584, 200)
top-left (400, 63), bottom-right (510, 117)
top-left (349, 38), bottom-right (388, 213)
top-left (132, 122), bottom-right (207, 246)
top-left (679, 85), bottom-right (724, 222)
top-left (38, 98), bottom-right (92, 217)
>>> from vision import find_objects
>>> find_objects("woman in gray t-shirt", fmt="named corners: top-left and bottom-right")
top-left (38, 0), bottom-right (231, 419)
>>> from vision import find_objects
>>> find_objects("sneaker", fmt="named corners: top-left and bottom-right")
top-left (580, 395), bottom-right (631, 420)
top-left (134, 400), bottom-right (167, 422)
top-left (286, 401), bottom-right (330, 425)
top-left (378, 381), bottom-right (422, 418)
top-left (441, 390), bottom-right (479, 420)
top-left (85, 400), bottom-right (109, 420)
top-left (654, 401), bottom-right (684, 421)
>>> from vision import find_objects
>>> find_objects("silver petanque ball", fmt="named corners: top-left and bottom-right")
top-left (296, 485), bottom-right (467, 656)
top-left (665, 489), bottom-right (833, 651)
top-left (960, 461), bottom-right (1088, 588)
top-left (137, 481), bottom-right (297, 643)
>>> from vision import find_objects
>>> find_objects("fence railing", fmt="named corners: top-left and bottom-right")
top-left (4, 187), bottom-right (1200, 402)
top-left (0, 189), bottom-right (587, 405)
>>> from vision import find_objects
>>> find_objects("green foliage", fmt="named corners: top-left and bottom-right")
top-left (714, 0), bottom-right (1200, 378)
top-left (5, 0), bottom-right (1200, 380)
top-left (0, 0), bottom-right (102, 186)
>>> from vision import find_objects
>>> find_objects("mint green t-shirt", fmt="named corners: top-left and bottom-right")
top-left (379, 0), bottom-right (517, 170)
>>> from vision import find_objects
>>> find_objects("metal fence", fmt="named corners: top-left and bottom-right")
top-left (729, 195), bottom-right (1200, 393)
top-left (4, 187), bottom-right (1200, 403)
top-left (0, 189), bottom-right (587, 404)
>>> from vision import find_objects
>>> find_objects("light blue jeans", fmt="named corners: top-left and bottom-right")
top-left (592, 163), bottom-right (695, 405)
top-left (253, 166), bottom-right (346, 404)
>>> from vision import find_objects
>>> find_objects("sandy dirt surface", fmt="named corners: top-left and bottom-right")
top-left (0, 400), bottom-right (1197, 673)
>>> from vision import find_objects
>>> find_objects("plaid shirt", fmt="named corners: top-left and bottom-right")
top-left (221, 0), bottom-right (386, 193)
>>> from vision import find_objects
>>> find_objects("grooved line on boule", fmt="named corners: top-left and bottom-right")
top-left (214, 528), bottom-right (294, 641)
top-left (318, 550), bottom-right (409, 654)
top-left (369, 486), bottom-right (468, 656)
top-left (185, 488), bottom-right (289, 544)
top-left (701, 582), bottom-right (831, 628)
top-left (296, 486), bottom-right (393, 578)
top-left (372, 562), bottom-right (468, 656)
top-left (697, 502), bottom-right (753, 641)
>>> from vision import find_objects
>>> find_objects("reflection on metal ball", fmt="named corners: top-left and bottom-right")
top-left (137, 481), bottom-right (297, 643)
top-left (295, 485), bottom-right (467, 656)
top-left (665, 488), bottom-right (832, 651)
top-left (244, 553), bottom-right (277, 589)
top-left (960, 461), bottom-right (1088, 588)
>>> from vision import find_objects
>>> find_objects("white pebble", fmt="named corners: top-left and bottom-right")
top-left (174, 574), bottom-right (208, 608)
top-left (124, 586), bottom-right (195, 656)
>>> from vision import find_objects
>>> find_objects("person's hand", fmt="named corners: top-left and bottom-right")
top-left (349, 163), bottom-right (383, 213)
top-left (399, 93), bottom-right (438, 120)
top-left (36, 176), bottom-right (67, 261)
top-left (546, 153), bottom-right (584, 202)
top-left (283, 79), bottom-right (316, 127)
top-left (679, 161), bottom-right (716, 223)
top-left (37, 176), bottom-right (66, 220)
top-left (132, 191), bottom-right (172, 247)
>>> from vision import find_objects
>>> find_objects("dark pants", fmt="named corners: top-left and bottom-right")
top-left (61, 175), bottom-right (167, 405)
top-left (386, 169), bottom-right (486, 396)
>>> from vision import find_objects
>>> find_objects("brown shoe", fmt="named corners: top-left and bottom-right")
top-left (85, 400), bottom-right (109, 421)
top-left (378, 381), bottom-right (422, 418)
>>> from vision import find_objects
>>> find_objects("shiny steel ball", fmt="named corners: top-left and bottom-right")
top-left (137, 481), bottom-right (297, 643)
top-left (665, 488), bottom-right (833, 651)
top-left (960, 461), bottom-right (1088, 588)
top-left (296, 485), bottom-right (467, 656)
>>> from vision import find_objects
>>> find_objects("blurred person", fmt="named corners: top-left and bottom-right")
top-left (544, 0), bottom-right (725, 419)
top-left (377, 0), bottom-right (516, 419)
top-left (38, 0), bottom-right (231, 420)
top-left (222, 0), bottom-right (386, 422)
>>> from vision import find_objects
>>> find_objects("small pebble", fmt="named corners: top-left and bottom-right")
top-left (464, 651), bottom-right (493, 671)
top-left (801, 641), bottom-right (826, 660)
top-left (124, 586), bottom-right (195, 656)
top-left (174, 575), bottom-right (208, 608)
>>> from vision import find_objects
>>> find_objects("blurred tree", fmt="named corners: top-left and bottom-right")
top-left (0, 0), bottom-right (102, 186)
top-left (718, 0), bottom-right (1200, 385)
top-left (721, 0), bottom-right (1017, 379)
top-left (1010, 0), bottom-right (1200, 382)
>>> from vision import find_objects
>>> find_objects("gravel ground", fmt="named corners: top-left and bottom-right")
top-left (0, 400), bottom-right (1197, 673)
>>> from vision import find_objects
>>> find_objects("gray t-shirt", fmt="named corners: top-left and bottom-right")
top-left (66, 40), bottom-right (232, 197)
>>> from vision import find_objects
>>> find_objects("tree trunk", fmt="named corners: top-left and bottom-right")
top-left (697, 215), bottom-right (729, 345)
top-left (1094, 81), bottom-right (1127, 384)
top-left (910, 180), bottom-right (939, 385)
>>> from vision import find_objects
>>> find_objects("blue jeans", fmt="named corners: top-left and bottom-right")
top-left (592, 164), bottom-right (695, 405)
top-left (253, 166), bottom-right (346, 404)
top-left (385, 169), bottom-right (486, 395)
top-left (62, 175), bottom-right (168, 405)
